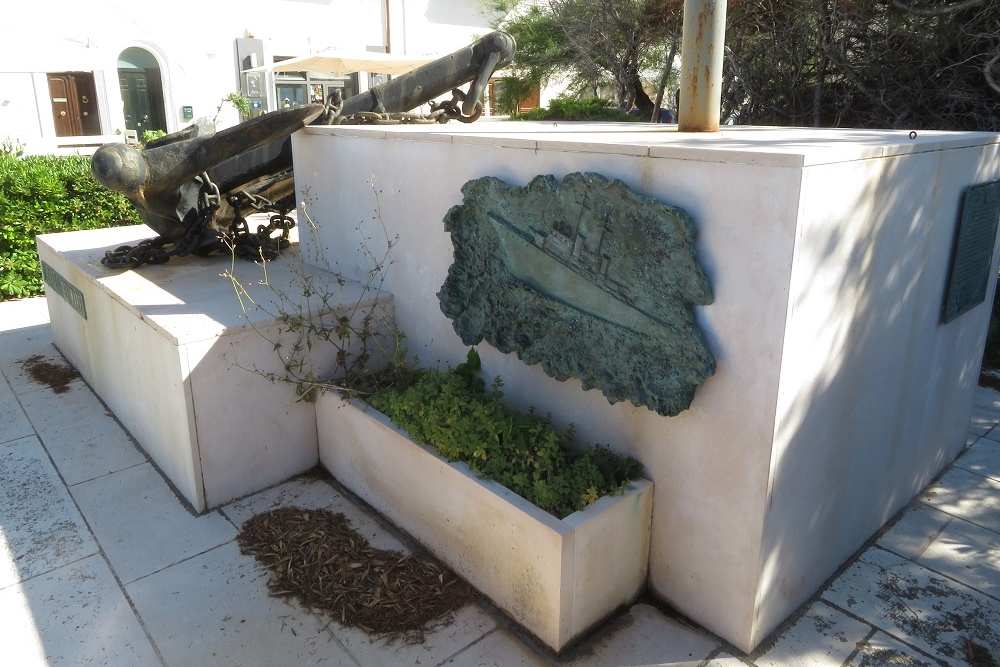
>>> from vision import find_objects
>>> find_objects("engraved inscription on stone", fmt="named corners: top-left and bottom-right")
top-left (943, 180), bottom-right (1000, 323)
top-left (41, 262), bottom-right (87, 319)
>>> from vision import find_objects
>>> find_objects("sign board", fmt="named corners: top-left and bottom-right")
top-left (943, 180), bottom-right (1000, 323)
top-left (41, 261), bottom-right (86, 319)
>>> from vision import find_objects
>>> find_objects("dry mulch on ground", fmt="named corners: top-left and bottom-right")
top-left (981, 367), bottom-right (1000, 393)
top-left (236, 506), bottom-right (475, 641)
top-left (965, 638), bottom-right (1000, 667)
top-left (19, 354), bottom-right (80, 393)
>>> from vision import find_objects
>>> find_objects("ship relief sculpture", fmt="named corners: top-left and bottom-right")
top-left (437, 172), bottom-right (716, 416)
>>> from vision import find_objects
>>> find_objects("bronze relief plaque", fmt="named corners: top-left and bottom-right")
top-left (437, 172), bottom-right (715, 416)
top-left (943, 180), bottom-right (1000, 324)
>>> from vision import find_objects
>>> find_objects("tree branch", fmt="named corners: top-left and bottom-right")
top-left (890, 0), bottom-right (985, 17)
top-left (985, 52), bottom-right (1000, 95)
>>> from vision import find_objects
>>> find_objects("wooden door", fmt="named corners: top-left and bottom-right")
top-left (47, 73), bottom-right (101, 137)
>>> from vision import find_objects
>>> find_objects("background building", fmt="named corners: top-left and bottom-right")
top-left (0, 0), bottom-right (500, 155)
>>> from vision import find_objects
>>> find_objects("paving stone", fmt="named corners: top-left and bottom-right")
top-left (440, 629), bottom-right (550, 666)
top-left (917, 517), bottom-right (1000, 599)
top-left (969, 396), bottom-right (1000, 437)
top-left (847, 631), bottom-right (938, 667)
top-left (0, 435), bottom-right (98, 589)
top-left (969, 407), bottom-right (998, 438)
top-left (0, 296), bottom-right (50, 332)
top-left (973, 386), bottom-right (1000, 411)
top-left (921, 466), bottom-right (1000, 534)
top-left (955, 438), bottom-right (1000, 482)
top-left (704, 653), bottom-right (752, 666)
top-left (564, 604), bottom-right (720, 666)
top-left (0, 324), bottom-right (55, 387)
top-left (822, 547), bottom-right (1000, 666)
top-left (756, 601), bottom-right (871, 667)
top-left (0, 554), bottom-right (159, 666)
top-left (0, 339), bottom-right (76, 396)
top-left (19, 381), bottom-right (147, 485)
top-left (329, 602), bottom-right (498, 667)
top-left (127, 541), bottom-right (360, 667)
top-left (70, 462), bottom-right (236, 584)
top-left (0, 376), bottom-right (34, 445)
top-left (876, 502), bottom-right (953, 559)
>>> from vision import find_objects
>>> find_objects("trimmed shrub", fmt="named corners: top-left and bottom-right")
top-left (510, 96), bottom-right (639, 122)
top-left (0, 153), bottom-right (137, 299)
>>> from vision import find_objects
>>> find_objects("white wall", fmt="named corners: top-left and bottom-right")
top-left (290, 123), bottom-right (1000, 651)
top-left (755, 140), bottom-right (1000, 646)
top-left (0, 74), bottom-right (43, 147)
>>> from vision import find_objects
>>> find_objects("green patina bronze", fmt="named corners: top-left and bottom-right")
top-left (437, 172), bottom-right (716, 417)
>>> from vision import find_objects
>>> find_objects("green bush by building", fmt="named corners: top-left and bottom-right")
top-left (0, 153), bottom-right (137, 300)
top-left (510, 97), bottom-right (639, 122)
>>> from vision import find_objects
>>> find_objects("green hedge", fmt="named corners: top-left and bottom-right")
top-left (510, 96), bottom-right (640, 122)
top-left (0, 153), bottom-right (137, 300)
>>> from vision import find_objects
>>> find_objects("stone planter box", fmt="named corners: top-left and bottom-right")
top-left (316, 392), bottom-right (653, 652)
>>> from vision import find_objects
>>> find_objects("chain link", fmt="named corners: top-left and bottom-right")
top-left (101, 172), bottom-right (294, 270)
top-left (327, 88), bottom-right (484, 126)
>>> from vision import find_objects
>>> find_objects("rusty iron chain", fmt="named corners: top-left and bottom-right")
top-left (326, 88), bottom-right (484, 125)
top-left (101, 172), bottom-right (294, 269)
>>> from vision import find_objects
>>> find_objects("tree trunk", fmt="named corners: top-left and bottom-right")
top-left (630, 70), bottom-right (656, 118)
top-left (652, 33), bottom-right (681, 122)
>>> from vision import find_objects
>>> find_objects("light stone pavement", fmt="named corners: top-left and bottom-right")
top-left (3, 295), bottom-right (1000, 667)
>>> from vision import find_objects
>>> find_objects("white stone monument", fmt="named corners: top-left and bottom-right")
top-left (291, 121), bottom-right (1000, 651)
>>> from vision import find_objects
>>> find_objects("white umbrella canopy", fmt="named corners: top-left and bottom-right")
top-left (248, 50), bottom-right (437, 76)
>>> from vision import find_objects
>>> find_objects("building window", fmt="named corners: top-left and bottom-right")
top-left (276, 82), bottom-right (309, 108)
top-left (274, 64), bottom-right (357, 109)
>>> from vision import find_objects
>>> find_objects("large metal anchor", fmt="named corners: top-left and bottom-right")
top-left (92, 31), bottom-right (516, 268)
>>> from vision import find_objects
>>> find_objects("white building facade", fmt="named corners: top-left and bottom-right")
top-left (0, 0), bottom-right (501, 154)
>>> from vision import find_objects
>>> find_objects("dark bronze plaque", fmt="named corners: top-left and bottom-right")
top-left (943, 180), bottom-right (1000, 324)
top-left (41, 261), bottom-right (86, 319)
top-left (438, 173), bottom-right (715, 416)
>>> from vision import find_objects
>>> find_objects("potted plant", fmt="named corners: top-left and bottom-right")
top-left (316, 349), bottom-right (653, 652)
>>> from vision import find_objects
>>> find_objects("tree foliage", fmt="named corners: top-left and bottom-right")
top-left (723, 0), bottom-right (1000, 130)
top-left (491, 0), bottom-right (1000, 130)
top-left (490, 0), bottom-right (682, 118)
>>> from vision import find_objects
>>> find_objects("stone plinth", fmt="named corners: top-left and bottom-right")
top-left (292, 122), bottom-right (1000, 651)
top-left (37, 225), bottom-right (390, 512)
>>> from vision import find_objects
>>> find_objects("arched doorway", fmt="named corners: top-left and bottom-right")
top-left (117, 47), bottom-right (166, 137)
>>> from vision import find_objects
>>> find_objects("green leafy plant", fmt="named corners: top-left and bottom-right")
top-left (1, 137), bottom-right (25, 158)
top-left (510, 96), bottom-right (639, 122)
top-left (0, 153), bottom-right (138, 300)
top-left (139, 129), bottom-right (167, 145)
top-left (216, 92), bottom-right (252, 124)
top-left (370, 348), bottom-right (643, 519)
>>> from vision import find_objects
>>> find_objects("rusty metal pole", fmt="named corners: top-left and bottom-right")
top-left (678, 0), bottom-right (728, 132)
